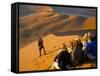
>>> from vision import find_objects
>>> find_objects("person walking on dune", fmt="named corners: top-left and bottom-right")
top-left (37, 36), bottom-right (46, 56)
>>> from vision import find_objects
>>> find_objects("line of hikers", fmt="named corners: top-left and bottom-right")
top-left (50, 32), bottom-right (97, 70)
top-left (37, 32), bottom-right (96, 70)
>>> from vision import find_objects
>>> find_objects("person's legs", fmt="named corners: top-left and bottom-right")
top-left (42, 46), bottom-right (46, 55)
top-left (43, 48), bottom-right (46, 55)
top-left (39, 48), bottom-right (42, 56)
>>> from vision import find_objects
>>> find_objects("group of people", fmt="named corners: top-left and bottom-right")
top-left (50, 32), bottom-right (97, 70)
top-left (37, 32), bottom-right (96, 70)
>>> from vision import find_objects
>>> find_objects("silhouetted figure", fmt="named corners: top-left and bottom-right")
top-left (51, 44), bottom-right (72, 70)
top-left (71, 39), bottom-right (84, 66)
top-left (37, 36), bottom-right (46, 56)
top-left (55, 50), bottom-right (72, 70)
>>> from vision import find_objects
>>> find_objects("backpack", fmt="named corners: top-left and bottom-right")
top-left (55, 49), bottom-right (71, 69)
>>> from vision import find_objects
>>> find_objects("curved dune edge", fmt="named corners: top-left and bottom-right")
top-left (19, 34), bottom-right (96, 71)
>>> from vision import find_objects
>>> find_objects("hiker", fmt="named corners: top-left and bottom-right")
top-left (50, 43), bottom-right (72, 70)
top-left (71, 38), bottom-right (84, 66)
top-left (37, 36), bottom-right (46, 56)
top-left (82, 32), bottom-right (94, 51)
top-left (83, 32), bottom-right (97, 61)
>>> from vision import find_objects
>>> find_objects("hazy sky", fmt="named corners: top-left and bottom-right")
top-left (52, 7), bottom-right (96, 17)
top-left (19, 4), bottom-right (96, 17)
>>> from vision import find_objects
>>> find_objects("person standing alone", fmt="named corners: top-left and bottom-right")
top-left (37, 36), bottom-right (46, 56)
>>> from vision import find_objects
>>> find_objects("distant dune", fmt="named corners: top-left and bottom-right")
top-left (19, 7), bottom-right (96, 48)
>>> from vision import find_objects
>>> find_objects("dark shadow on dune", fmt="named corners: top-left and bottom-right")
top-left (75, 16), bottom-right (87, 26)
top-left (31, 14), bottom-right (68, 32)
top-left (32, 57), bottom-right (39, 63)
top-left (19, 14), bottom-right (69, 48)
top-left (19, 13), bottom-right (95, 49)
top-left (50, 16), bottom-right (87, 32)
top-left (53, 29), bottom-right (96, 36)
top-left (21, 29), bottom-right (31, 40)
top-left (46, 48), bottom-right (58, 55)
top-left (32, 48), bottom-right (58, 63)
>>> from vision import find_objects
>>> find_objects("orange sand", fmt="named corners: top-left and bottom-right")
top-left (19, 34), bottom-right (79, 71)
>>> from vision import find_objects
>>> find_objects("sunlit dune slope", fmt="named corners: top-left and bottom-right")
top-left (19, 34), bottom-right (79, 71)
top-left (19, 6), bottom-right (96, 48)
top-left (19, 34), bottom-right (96, 71)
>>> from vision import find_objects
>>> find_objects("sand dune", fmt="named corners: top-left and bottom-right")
top-left (19, 10), bottom-right (96, 48)
top-left (19, 34), bottom-right (96, 71)
top-left (19, 6), bottom-right (96, 71)
top-left (19, 5), bottom-right (54, 16)
top-left (19, 34), bottom-right (79, 71)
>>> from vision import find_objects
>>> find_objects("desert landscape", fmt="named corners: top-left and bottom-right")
top-left (19, 5), bottom-right (96, 71)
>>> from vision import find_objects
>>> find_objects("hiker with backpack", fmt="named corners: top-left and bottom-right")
top-left (50, 43), bottom-right (72, 70)
top-left (71, 38), bottom-right (84, 66)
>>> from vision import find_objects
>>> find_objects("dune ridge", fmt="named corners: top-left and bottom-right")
top-left (19, 6), bottom-right (96, 71)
